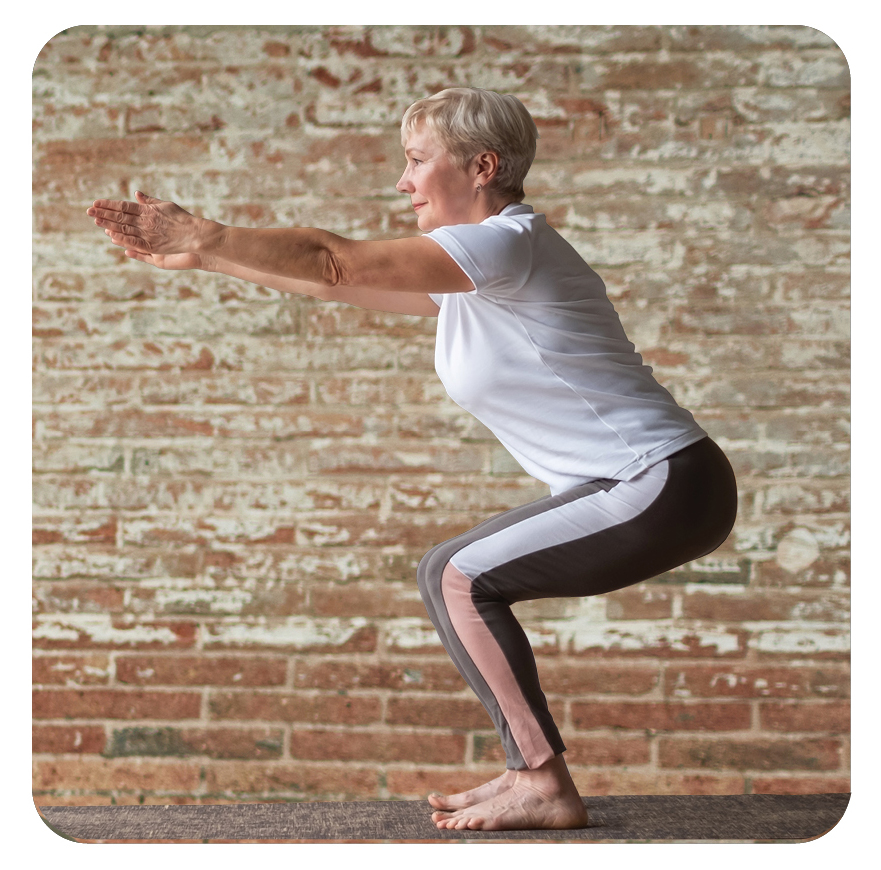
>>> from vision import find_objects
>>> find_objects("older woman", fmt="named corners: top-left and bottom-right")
top-left (87, 87), bottom-right (737, 832)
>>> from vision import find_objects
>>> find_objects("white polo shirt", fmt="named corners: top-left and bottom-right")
top-left (426, 203), bottom-right (706, 495)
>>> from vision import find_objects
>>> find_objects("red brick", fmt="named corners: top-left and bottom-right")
top-left (203, 761), bottom-right (379, 798)
top-left (115, 655), bottom-right (288, 687)
top-left (386, 697), bottom-right (490, 729)
top-left (605, 586), bottom-right (673, 620)
top-left (32, 654), bottom-right (112, 686)
top-left (32, 582), bottom-right (126, 614)
top-left (32, 758), bottom-right (202, 793)
top-left (759, 702), bottom-right (850, 733)
top-left (33, 545), bottom-right (203, 582)
top-left (37, 135), bottom-right (210, 171)
top-left (34, 370), bottom-right (311, 407)
top-left (554, 736), bottom-right (652, 767)
top-left (32, 689), bottom-right (201, 720)
top-left (36, 408), bottom-right (377, 440)
top-left (681, 589), bottom-right (849, 622)
top-left (31, 432), bottom-right (129, 478)
top-left (385, 766), bottom-right (505, 799)
top-left (305, 306), bottom-right (435, 339)
top-left (664, 665), bottom-right (849, 699)
top-left (295, 513), bottom-right (473, 549)
top-left (563, 627), bottom-right (746, 659)
top-left (308, 582), bottom-right (426, 618)
top-left (288, 729), bottom-right (465, 764)
top-left (33, 725), bottom-right (106, 754)
top-left (203, 621), bottom-right (378, 654)
top-left (122, 515), bottom-right (296, 552)
top-left (208, 691), bottom-right (381, 725)
top-left (105, 726), bottom-right (284, 759)
top-left (314, 373), bottom-right (438, 406)
top-left (308, 443), bottom-right (485, 475)
top-left (750, 776), bottom-right (851, 795)
top-left (491, 25), bottom-right (662, 54)
top-left (472, 732), bottom-right (649, 767)
top-left (571, 702), bottom-right (751, 732)
top-left (32, 616), bottom-right (197, 650)
top-left (572, 770), bottom-right (746, 797)
top-left (667, 24), bottom-right (836, 51)
top-left (293, 660), bottom-right (464, 693)
top-left (537, 663), bottom-right (660, 696)
top-left (659, 738), bottom-right (842, 771)
top-left (32, 516), bottom-right (118, 546)
top-left (127, 579), bottom-right (307, 616)
top-left (752, 557), bottom-right (850, 588)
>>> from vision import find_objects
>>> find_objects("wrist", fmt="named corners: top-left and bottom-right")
top-left (195, 219), bottom-right (227, 257)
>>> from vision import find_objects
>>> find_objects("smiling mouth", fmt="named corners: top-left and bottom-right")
top-left (413, 202), bottom-right (426, 210)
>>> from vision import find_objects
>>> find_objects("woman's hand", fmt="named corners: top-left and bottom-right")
top-left (87, 191), bottom-right (222, 259)
top-left (120, 247), bottom-right (205, 271)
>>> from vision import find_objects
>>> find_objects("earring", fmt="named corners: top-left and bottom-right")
top-left (476, 183), bottom-right (483, 192)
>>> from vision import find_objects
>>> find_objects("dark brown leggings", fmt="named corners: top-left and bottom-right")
top-left (417, 437), bottom-right (737, 769)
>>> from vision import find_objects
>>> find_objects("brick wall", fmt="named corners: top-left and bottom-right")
top-left (33, 25), bottom-right (850, 807)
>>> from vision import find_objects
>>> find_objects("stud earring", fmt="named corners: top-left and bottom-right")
top-left (476, 183), bottom-right (483, 192)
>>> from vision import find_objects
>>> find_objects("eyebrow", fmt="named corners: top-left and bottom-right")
top-left (405, 147), bottom-right (426, 156)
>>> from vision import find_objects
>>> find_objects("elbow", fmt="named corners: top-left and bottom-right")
top-left (319, 246), bottom-right (350, 288)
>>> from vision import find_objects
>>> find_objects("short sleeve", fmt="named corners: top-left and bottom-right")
top-left (426, 216), bottom-right (533, 299)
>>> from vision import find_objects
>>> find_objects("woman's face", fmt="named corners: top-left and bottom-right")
top-left (396, 124), bottom-right (477, 232)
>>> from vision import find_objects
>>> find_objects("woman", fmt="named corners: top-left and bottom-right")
top-left (87, 87), bottom-right (737, 832)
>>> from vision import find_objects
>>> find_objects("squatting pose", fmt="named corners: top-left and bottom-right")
top-left (87, 88), bottom-right (737, 832)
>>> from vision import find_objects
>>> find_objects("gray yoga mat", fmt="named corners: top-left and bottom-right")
top-left (39, 793), bottom-right (849, 842)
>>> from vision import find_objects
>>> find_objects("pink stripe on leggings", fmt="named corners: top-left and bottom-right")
top-left (441, 563), bottom-right (555, 769)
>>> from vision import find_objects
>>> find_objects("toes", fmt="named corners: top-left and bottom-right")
top-left (434, 816), bottom-right (458, 830)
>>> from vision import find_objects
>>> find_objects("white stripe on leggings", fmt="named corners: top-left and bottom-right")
top-left (449, 460), bottom-right (670, 582)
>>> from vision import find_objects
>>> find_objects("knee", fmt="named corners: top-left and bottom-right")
top-left (417, 545), bottom-right (444, 600)
top-left (417, 543), bottom-right (458, 605)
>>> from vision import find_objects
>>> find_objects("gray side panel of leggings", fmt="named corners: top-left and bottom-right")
top-left (416, 478), bottom-right (619, 769)
top-left (417, 437), bottom-right (738, 769)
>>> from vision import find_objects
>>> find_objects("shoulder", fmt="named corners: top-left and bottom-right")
top-left (428, 204), bottom-right (539, 265)
top-left (426, 208), bottom-right (540, 298)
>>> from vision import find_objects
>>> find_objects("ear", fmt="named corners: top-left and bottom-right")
top-left (473, 150), bottom-right (500, 186)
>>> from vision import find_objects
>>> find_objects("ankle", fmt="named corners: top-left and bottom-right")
top-left (515, 755), bottom-right (574, 791)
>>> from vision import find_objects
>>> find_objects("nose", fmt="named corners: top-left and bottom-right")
top-left (396, 167), bottom-right (413, 194)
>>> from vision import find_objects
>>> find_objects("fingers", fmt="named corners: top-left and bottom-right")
top-left (88, 198), bottom-right (142, 217)
top-left (106, 229), bottom-right (150, 253)
top-left (124, 250), bottom-right (154, 264)
top-left (135, 191), bottom-right (163, 204)
top-left (94, 217), bottom-right (144, 244)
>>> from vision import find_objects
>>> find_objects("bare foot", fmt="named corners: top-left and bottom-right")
top-left (431, 755), bottom-right (588, 832)
top-left (427, 769), bottom-right (516, 812)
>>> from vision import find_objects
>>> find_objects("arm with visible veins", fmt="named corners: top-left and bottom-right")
top-left (87, 192), bottom-right (467, 315)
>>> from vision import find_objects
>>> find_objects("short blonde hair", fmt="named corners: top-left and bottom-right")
top-left (401, 88), bottom-right (539, 202)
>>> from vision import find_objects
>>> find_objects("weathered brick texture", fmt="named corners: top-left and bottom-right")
top-left (33, 25), bottom-right (849, 808)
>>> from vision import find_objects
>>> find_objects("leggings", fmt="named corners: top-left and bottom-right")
top-left (417, 436), bottom-right (737, 770)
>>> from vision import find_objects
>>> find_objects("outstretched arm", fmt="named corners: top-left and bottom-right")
top-left (87, 192), bottom-right (468, 312)
top-left (205, 258), bottom-right (441, 316)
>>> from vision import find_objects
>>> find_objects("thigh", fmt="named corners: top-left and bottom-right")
top-left (454, 437), bottom-right (737, 604)
top-left (419, 475), bottom-right (619, 584)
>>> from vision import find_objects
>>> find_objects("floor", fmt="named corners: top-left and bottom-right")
top-left (38, 793), bottom-right (850, 843)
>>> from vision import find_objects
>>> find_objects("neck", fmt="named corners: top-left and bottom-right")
top-left (474, 196), bottom-right (515, 222)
